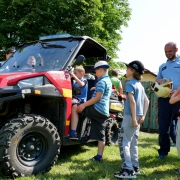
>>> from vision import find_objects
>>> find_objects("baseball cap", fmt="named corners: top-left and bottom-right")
top-left (125, 60), bottom-right (145, 74)
top-left (94, 61), bottom-right (110, 70)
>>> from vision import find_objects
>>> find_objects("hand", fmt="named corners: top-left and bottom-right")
top-left (132, 121), bottom-right (139, 127)
top-left (177, 86), bottom-right (180, 93)
top-left (70, 73), bottom-right (74, 78)
top-left (69, 68), bottom-right (74, 75)
top-left (138, 116), bottom-right (145, 124)
top-left (77, 104), bottom-right (86, 113)
top-left (90, 87), bottom-right (95, 91)
top-left (67, 67), bottom-right (74, 74)
top-left (132, 119), bottom-right (139, 127)
top-left (156, 79), bottom-right (163, 85)
top-left (168, 90), bottom-right (175, 98)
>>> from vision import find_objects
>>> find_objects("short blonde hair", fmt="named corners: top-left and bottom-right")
top-left (74, 66), bottom-right (85, 75)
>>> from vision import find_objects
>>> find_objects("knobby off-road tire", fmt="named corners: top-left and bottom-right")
top-left (105, 118), bottom-right (119, 146)
top-left (0, 114), bottom-right (61, 178)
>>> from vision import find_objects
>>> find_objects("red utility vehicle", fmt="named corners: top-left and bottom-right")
top-left (0, 34), bottom-right (124, 177)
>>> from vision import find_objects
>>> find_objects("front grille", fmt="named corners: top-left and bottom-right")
top-left (0, 92), bottom-right (18, 98)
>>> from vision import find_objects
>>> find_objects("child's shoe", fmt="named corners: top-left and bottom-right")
top-left (174, 168), bottom-right (180, 173)
top-left (89, 155), bottom-right (103, 162)
top-left (133, 166), bottom-right (140, 175)
top-left (114, 168), bottom-right (136, 179)
top-left (157, 154), bottom-right (167, 159)
top-left (69, 132), bottom-right (78, 140)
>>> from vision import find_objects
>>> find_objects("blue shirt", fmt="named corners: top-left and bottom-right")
top-left (73, 78), bottom-right (88, 103)
top-left (157, 56), bottom-right (180, 90)
top-left (124, 79), bottom-right (145, 115)
top-left (92, 75), bottom-right (112, 117)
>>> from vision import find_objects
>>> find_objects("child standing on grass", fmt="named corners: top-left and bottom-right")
top-left (114, 60), bottom-right (149, 179)
top-left (76, 61), bottom-right (112, 162)
top-left (169, 86), bottom-right (180, 173)
top-left (69, 66), bottom-right (88, 139)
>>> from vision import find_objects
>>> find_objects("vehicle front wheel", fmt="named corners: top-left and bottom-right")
top-left (105, 118), bottom-right (119, 146)
top-left (0, 114), bottom-right (60, 178)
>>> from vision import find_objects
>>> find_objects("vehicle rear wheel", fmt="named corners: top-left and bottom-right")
top-left (0, 114), bottom-right (60, 178)
top-left (105, 118), bottom-right (119, 146)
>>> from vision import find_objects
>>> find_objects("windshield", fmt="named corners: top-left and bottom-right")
top-left (0, 40), bottom-right (79, 73)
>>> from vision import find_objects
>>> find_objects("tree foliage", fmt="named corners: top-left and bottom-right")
top-left (0, 0), bottom-right (131, 62)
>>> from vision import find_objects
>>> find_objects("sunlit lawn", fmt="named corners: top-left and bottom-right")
top-left (1, 132), bottom-right (180, 180)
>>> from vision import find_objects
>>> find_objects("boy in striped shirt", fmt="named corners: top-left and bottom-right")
top-left (77, 61), bottom-right (112, 161)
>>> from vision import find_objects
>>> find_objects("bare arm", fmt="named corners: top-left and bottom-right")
top-left (143, 94), bottom-right (149, 117)
top-left (84, 92), bottom-right (102, 107)
top-left (77, 92), bottom-right (102, 113)
top-left (119, 81), bottom-right (123, 95)
top-left (119, 86), bottom-right (123, 95)
top-left (169, 86), bottom-right (180, 104)
top-left (71, 73), bottom-right (85, 87)
top-left (128, 93), bottom-right (138, 127)
top-left (138, 94), bottom-right (149, 124)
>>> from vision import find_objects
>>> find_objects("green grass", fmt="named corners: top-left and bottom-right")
top-left (1, 132), bottom-right (180, 180)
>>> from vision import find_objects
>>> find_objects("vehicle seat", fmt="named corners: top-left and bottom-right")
top-left (87, 79), bottom-right (96, 100)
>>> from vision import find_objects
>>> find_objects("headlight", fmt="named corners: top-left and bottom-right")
top-left (18, 76), bottom-right (43, 88)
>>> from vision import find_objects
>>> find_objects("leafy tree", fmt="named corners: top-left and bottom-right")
top-left (0, 0), bottom-right (131, 63)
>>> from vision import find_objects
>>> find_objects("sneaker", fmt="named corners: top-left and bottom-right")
top-left (157, 154), bottom-right (167, 159)
top-left (69, 132), bottom-right (78, 140)
top-left (114, 168), bottom-right (123, 176)
top-left (133, 166), bottom-right (140, 175)
top-left (89, 156), bottom-right (103, 162)
top-left (174, 168), bottom-right (180, 173)
top-left (114, 169), bottom-right (136, 179)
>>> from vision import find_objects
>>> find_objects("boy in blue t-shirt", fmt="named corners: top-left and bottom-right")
top-left (114, 60), bottom-right (149, 179)
top-left (76, 61), bottom-right (112, 162)
top-left (69, 66), bottom-right (88, 138)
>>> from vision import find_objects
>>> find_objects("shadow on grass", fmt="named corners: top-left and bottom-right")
top-left (56, 142), bottom-right (97, 164)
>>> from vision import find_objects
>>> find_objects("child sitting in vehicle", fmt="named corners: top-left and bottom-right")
top-left (69, 66), bottom-right (88, 139)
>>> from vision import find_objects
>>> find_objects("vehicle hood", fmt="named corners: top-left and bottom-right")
top-left (0, 72), bottom-right (43, 88)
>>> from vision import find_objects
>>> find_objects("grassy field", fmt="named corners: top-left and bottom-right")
top-left (1, 132), bottom-right (180, 180)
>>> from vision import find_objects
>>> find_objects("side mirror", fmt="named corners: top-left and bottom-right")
top-left (74, 55), bottom-right (85, 65)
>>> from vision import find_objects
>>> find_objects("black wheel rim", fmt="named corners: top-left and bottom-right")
top-left (17, 132), bottom-right (47, 166)
top-left (110, 123), bottom-right (118, 144)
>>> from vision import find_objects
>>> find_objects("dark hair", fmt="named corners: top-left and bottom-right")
top-left (111, 69), bottom-right (119, 77)
top-left (6, 48), bottom-right (16, 55)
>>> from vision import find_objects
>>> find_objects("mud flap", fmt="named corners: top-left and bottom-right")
top-left (78, 117), bottom-right (91, 143)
